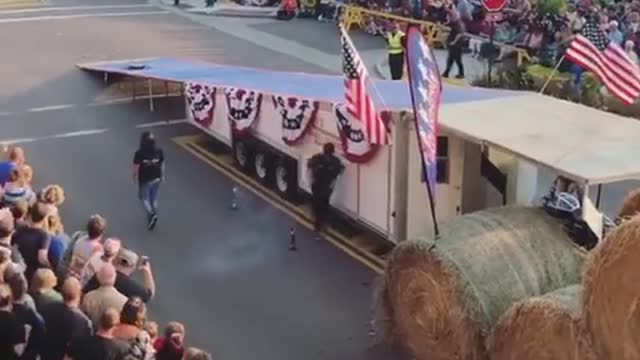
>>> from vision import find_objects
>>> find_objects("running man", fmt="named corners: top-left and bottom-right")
top-left (133, 132), bottom-right (164, 230)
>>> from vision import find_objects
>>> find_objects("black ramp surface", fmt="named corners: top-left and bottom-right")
top-left (18, 113), bottom-right (403, 360)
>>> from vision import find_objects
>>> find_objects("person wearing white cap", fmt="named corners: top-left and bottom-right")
top-left (79, 237), bottom-right (121, 287)
top-left (608, 20), bottom-right (623, 45)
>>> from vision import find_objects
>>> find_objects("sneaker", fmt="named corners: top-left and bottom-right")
top-left (148, 214), bottom-right (158, 231)
top-left (456, 74), bottom-right (465, 79)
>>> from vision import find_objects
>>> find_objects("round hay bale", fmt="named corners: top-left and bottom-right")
top-left (583, 216), bottom-right (640, 360)
top-left (382, 206), bottom-right (587, 360)
top-left (618, 188), bottom-right (640, 221)
top-left (486, 285), bottom-right (597, 360)
top-left (624, 298), bottom-right (640, 359)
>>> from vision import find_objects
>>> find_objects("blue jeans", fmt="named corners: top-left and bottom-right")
top-left (139, 178), bottom-right (161, 217)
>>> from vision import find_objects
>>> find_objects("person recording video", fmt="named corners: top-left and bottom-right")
top-left (82, 248), bottom-right (156, 302)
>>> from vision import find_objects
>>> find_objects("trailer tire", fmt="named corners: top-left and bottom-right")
top-left (233, 139), bottom-right (253, 174)
top-left (253, 148), bottom-right (273, 185)
top-left (274, 157), bottom-right (298, 201)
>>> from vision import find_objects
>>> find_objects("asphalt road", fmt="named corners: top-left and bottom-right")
top-left (0, 3), bottom-right (405, 359)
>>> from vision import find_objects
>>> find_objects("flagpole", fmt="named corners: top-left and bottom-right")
top-left (339, 24), bottom-right (390, 112)
top-left (404, 25), bottom-right (440, 241)
top-left (539, 55), bottom-right (565, 95)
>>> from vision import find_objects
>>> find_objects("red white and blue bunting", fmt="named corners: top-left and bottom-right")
top-left (185, 83), bottom-right (216, 129)
top-left (272, 96), bottom-right (319, 146)
top-left (334, 103), bottom-right (379, 164)
top-left (224, 88), bottom-right (262, 136)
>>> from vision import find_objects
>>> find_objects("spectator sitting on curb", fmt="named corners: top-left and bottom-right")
top-left (62, 214), bottom-right (106, 280)
top-left (80, 237), bottom-right (121, 287)
top-left (185, 347), bottom-right (213, 360)
top-left (29, 268), bottom-right (63, 311)
top-left (83, 248), bottom-right (156, 303)
top-left (2, 168), bottom-right (36, 207)
top-left (82, 263), bottom-right (128, 326)
top-left (44, 213), bottom-right (69, 273)
top-left (0, 208), bottom-right (26, 273)
top-left (154, 321), bottom-right (186, 360)
top-left (0, 283), bottom-right (27, 359)
top-left (0, 146), bottom-right (25, 187)
top-left (67, 308), bottom-right (128, 360)
top-left (39, 276), bottom-right (93, 360)
top-left (6, 270), bottom-right (46, 360)
top-left (10, 200), bottom-right (29, 233)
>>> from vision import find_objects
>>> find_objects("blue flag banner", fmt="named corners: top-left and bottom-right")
top-left (405, 26), bottom-right (442, 198)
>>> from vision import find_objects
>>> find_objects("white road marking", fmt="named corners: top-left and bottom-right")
top-left (89, 93), bottom-right (183, 106)
top-left (52, 128), bottom-right (109, 138)
top-left (135, 119), bottom-right (187, 128)
top-left (0, 4), bottom-right (155, 15)
top-left (0, 10), bottom-right (170, 24)
top-left (0, 119), bottom-right (187, 145)
top-left (27, 104), bottom-right (75, 112)
top-left (0, 112), bottom-right (11, 117)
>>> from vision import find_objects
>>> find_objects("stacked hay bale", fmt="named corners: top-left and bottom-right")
top-left (378, 207), bottom-right (586, 360)
top-left (618, 188), bottom-right (640, 221)
top-left (486, 284), bottom-right (597, 360)
top-left (583, 216), bottom-right (640, 360)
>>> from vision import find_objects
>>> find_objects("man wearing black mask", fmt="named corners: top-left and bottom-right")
top-left (307, 143), bottom-right (344, 238)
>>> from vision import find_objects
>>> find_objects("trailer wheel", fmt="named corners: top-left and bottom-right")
top-left (253, 149), bottom-right (272, 185)
top-left (233, 140), bottom-right (253, 174)
top-left (275, 157), bottom-right (298, 201)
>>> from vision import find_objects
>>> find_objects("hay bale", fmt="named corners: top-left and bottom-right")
top-left (583, 216), bottom-right (640, 360)
top-left (624, 298), bottom-right (640, 359)
top-left (382, 206), bottom-right (586, 360)
top-left (486, 285), bottom-right (597, 360)
top-left (617, 188), bottom-right (640, 221)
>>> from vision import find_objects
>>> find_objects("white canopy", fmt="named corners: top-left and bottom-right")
top-left (440, 93), bottom-right (640, 185)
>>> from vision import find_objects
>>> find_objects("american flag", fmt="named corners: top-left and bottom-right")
top-left (406, 26), bottom-right (442, 195)
top-left (566, 19), bottom-right (640, 104)
top-left (340, 26), bottom-right (389, 145)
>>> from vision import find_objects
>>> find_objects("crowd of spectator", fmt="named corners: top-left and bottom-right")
top-left (0, 146), bottom-right (212, 359)
top-left (331, 0), bottom-right (640, 68)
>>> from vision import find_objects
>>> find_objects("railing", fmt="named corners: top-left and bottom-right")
top-left (339, 5), bottom-right (532, 67)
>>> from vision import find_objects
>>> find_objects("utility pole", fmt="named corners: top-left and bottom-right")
top-left (392, 112), bottom-right (410, 243)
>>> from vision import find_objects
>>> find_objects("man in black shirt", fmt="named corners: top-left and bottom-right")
top-left (5, 270), bottom-right (45, 360)
top-left (12, 202), bottom-right (51, 282)
top-left (40, 277), bottom-right (92, 360)
top-left (0, 284), bottom-right (26, 360)
top-left (307, 143), bottom-right (345, 236)
top-left (82, 248), bottom-right (156, 303)
top-left (66, 308), bottom-right (127, 360)
top-left (133, 131), bottom-right (164, 231)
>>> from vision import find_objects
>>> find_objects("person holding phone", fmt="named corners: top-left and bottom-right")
top-left (133, 132), bottom-right (165, 231)
top-left (82, 249), bottom-right (156, 303)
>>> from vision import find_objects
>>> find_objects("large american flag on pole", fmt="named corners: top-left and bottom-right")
top-left (565, 18), bottom-right (640, 104)
top-left (406, 26), bottom-right (442, 195)
top-left (340, 25), bottom-right (390, 145)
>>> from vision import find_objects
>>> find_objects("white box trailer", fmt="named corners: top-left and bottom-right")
top-left (188, 84), bottom-right (640, 244)
top-left (179, 67), bottom-right (518, 243)
top-left (76, 58), bottom-right (640, 244)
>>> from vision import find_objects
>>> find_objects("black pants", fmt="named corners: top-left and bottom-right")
top-left (388, 53), bottom-right (404, 80)
top-left (443, 48), bottom-right (464, 77)
top-left (277, 9), bottom-right (295, 20)
top-left (311, 192), bottom-right (331, 231)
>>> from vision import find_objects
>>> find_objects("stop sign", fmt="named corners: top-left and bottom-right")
top-left (482, 0), bottom-right (507, 12)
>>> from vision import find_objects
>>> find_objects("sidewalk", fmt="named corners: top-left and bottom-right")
top-left (153, 0), bottom-right (486, 83)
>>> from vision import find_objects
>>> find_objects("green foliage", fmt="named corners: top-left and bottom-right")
top-left (537, 0), bottom-right (567, 14)
top-left (472, 62), bottom-right (640, 119)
